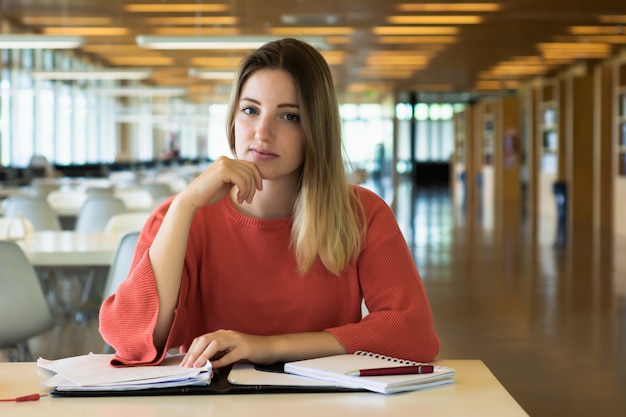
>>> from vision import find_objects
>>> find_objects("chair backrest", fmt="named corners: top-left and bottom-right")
top-left (85, 186), bottom-right (115, 197)
top-left (141, 182), bottom-right (173, 200)
top-left (104, 211), bottom-right (151, 233)
top-left (0, 216), bottom-right (34, 240)
top-left (2, 195), bottom-right (62, 231)
top-left (0, 241), bottom-right (54, 346)
top-left (114, 189), bottom-right (154, 211)
top-left (102, 231), bottom-right (140, 299)
top-left (74, 196), bottom-right (128, 232)
top-left (27, 182), bottom-right (60, 198)
top-left (46, 189), bottom-right (87, 214)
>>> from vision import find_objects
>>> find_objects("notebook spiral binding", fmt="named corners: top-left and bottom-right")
top-left (354, 351), bottom-right (423, 366)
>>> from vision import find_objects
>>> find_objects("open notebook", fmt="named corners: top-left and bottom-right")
top-left (284, 351), bottom-right (456, 394)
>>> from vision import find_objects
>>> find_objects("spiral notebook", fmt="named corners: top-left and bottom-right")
top-left (284, 351), bottom-right (455, 394)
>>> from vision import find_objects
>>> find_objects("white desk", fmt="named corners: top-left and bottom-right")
top-left (17, 231), bottom-right (123, 267)
top-left (0, 360), bottom-right (529, 417)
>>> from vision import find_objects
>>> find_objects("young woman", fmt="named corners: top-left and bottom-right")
top-left (99, 38), bottom-right (440, 368)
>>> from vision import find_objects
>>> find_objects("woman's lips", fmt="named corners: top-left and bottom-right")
top-left (250, 148), bottom-right (278, 160)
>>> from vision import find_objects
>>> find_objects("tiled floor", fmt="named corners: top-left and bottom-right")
top-left (4, 177), bottom-right (625, 416)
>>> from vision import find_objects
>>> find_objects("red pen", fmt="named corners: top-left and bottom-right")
top-left (345, 364), bottom-right (435, 377)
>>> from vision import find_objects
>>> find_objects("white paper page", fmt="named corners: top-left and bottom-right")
top-left (37, 353), bottom-right (211, 387)
top-left (48, 372), bottom-right (212, 391)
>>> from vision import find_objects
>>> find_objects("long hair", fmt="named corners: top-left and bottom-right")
top-left (226, 38), bottom-right (364, 275)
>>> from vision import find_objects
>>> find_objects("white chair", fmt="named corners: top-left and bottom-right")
top-left (155, 172), bottom-right (188, 193)
top-left (101, 230), bottom-right (140, 353)
top-left (2, 195), bottom-right (62, 231)
top-left (27, 182), bottom-right (60, 198)
top-left (114, 188), bottom-right (154, 211)
top-left (108, 171), bottom-right (138, 189)
top-left (47, 189), bottom-right (87, 215)
top-left (141, 182), bottom-right (173, 200)
top-left (0, 240), bottom-right (55, 361)
top-left (104, 211), bottom-right (151, 233)
top-left (0, 216), bottom-right (34, 240)
top-left (74, 196), bottom-right (128, 232)
top-left (85, 186), bottom-right (115, 197)
top-left (102, 230), bottom-right (140, 300)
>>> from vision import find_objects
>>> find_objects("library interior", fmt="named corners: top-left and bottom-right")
top-left (1, 1), bottom-right (626, 416)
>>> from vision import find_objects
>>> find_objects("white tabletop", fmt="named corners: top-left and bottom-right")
top-left (0, 360), bottom-right (528, 417)
top-left (17, 231), bottom-right (123, 267)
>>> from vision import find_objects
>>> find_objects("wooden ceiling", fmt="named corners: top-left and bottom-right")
top-left (2, 0), bottom-right (626, 103)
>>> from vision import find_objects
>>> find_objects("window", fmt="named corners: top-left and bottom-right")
top-left (0, 74), bottom-right (10, 167)
top-left (12, 70), bottom-right (35, 167)
top-left (72, 88), bottom-right (88, 164)
top-left (55, 84), bottom-right (73, 165)
top-left (341, 103), bottom-right (392, 175)
top-left (35, 81), bottom-right (55, 160)
top-left (414, 103), bottom-right (454, 162)
top-left (207, 104), bottom-right (229, 159)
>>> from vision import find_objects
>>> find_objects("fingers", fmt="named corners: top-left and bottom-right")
top-left (181, 336), bottom-right (222, 368)
top-left (180, 330), bottom-right (244, 368)
top-left (184, 157), bottom-right (263, 207)
top-left (231, 162), bottom-right (263, 204)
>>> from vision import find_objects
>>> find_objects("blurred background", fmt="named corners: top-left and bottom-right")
top-left (1, 2), bottom-right (626, 416)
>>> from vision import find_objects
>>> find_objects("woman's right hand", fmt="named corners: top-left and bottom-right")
top-left (180, 156), bottom-right (263, 210)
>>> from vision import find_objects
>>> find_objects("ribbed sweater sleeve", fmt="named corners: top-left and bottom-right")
top-left (326, 188), bottom-right (440, 363)
top-left (99, 209), bottom-right (168, 365)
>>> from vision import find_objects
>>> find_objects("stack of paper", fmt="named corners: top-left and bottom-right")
top-left (37, 353), bottom-right (211, 392)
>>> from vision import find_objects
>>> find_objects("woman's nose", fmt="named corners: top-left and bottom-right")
top-left (254, 115), bottom-right (273, 141)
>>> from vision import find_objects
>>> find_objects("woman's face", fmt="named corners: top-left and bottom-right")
top-left (234, 68), bottom-right (305, 183)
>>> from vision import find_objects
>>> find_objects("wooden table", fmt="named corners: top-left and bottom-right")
top-left (0, 360), bottom-right (529, 417)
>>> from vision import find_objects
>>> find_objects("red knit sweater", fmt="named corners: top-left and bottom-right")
top-left (99, 186), bottom-right (440, 365)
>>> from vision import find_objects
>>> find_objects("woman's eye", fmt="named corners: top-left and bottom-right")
top-left (242, 107), bottom-right (258, 115)
top-left (284, 113), bottom-right (300, 122)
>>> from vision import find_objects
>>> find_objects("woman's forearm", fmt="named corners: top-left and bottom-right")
top-left (149, 195), bottom-right (197, 349)
top-left (268, 331), bottom-right (347, 363)
top-left (195, 330), bottom-right (347, 368)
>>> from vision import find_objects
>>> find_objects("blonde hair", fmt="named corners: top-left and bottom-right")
top-left (226, 38), bottom-right (364, 275)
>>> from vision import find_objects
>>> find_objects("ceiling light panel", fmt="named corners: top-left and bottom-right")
top-left (137, 35), bottom-right (327, 50)
top-left (30, 69), bottom-right (153, 80)
top-left (107, 56), bottom-right (174, 66)
top-left (143, 17), bottom-right (237, 25)
top-left (125, 4), bottom-right (229, 12)
top-left (387, 16), bottom-right (483, 25)
top-left (42, 27), bottom-right (129, 36)
top-left (377, 36), bottom-right (457, 45)
top-left (189, 69), bottom-right (236, 80)
top-left (152, 28), bottom-right (241, 36)
top-left (0, 35), bottom-right (84, 49)
top-left (373, 26), bottom-right (459, 35)
top-left (396, 3), bottom-right (502, 12)
top-left (20, 17), bottom-right (113, 25)
top-left (268, 27), bottom-right (353, 36)
top-left (94, 87), bottom-right (187, 97)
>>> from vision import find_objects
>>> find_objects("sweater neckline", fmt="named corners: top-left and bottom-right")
top-left (221, 195), bottom-right (293, 229)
